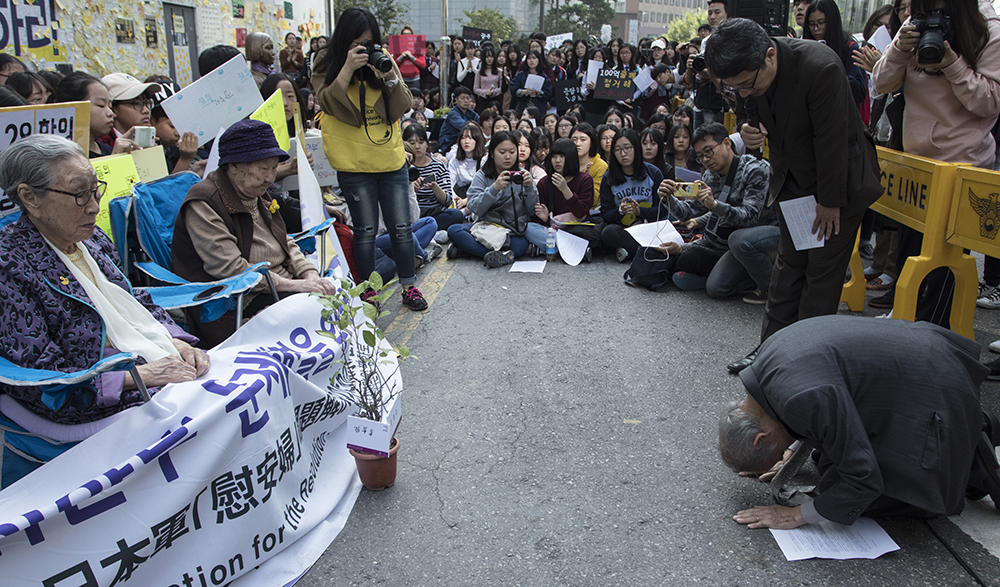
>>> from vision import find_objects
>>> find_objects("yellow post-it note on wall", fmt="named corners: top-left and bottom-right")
top-left (250, 89), bottom-right (290, 151)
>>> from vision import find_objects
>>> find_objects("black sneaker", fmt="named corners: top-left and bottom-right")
top-left (859, 241), bottom-right (874, 260)
top-left (401, 286), bottom-right (428, 311)
top-left (869, 288), bottom-right (895, 309)
top-left (526, 244), bottom-right (540, 258)
top-left (742, 289), bottom-right (767, 305)
top-left (986, 357), bottom-right (1000, 381)
top-left (484, 250), bottom-right (515, 268)
top-left (360, 288), bottom-right (381, 313)
top-left (584, 247), bottom-right (593, 263)
top-left (446, 244), bottom-right (463, 259)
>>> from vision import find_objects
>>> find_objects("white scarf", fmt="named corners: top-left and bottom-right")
top-left (45, 236), bottom-right (179, 363)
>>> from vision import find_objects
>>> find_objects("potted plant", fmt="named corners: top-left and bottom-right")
top-left (316, 273), bottom-right (410, 490)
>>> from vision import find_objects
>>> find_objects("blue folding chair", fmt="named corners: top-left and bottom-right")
top-left (108, 172), bottom-right (278, 328)
top-left (0, 352), bottom-right (148, 489)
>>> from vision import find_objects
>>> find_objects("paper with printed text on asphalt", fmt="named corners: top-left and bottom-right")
top-left (770, 517), bottom-right (900, 561)
top-left (779, 195), bottom-right (825, 251)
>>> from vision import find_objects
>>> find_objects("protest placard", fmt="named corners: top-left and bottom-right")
top-left (161, 53), bottom-right (264, 147)
top-left (281, 135), bottom-right (337, 190)
top-left (0, 101), bottom-right (89, 154)
top-left (130, 145), bottom-right (169, 183)
top-left (91, 154), bottom-right (141, 238)
top-left (546, 32), bottom-right (573, 50)
top-left (554, 78), bottom-right (585, 110)
top-left (388, 34), bottom-right (425, 56)
top-left (251, 89), bottom-right (291, 152)
top-left (462, 26), bottom-right (492, 46)
top-left (594, 68), bottom-right (638, 101)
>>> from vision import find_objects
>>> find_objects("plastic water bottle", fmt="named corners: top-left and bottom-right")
top-left (546, 227), bottom-right (556, 262)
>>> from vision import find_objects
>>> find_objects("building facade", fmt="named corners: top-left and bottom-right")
top-left (403, 0), bottom-right (536, 40)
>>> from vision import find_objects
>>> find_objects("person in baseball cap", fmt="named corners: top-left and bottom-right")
top-left (100, 73), bottom-right (161, 140)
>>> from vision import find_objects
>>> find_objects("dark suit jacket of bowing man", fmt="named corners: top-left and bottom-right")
top-left (740, 315), bottom-right (988, 525)
top-left (734, 37), bottom-right (884, 340)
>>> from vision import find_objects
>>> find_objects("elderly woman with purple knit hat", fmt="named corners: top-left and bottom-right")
top-left (172, 119), bottom-right (336, 348)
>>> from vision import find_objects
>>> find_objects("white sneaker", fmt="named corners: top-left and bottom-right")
top-left (977, 287), bottom-right (1000, 309)
top-left (875, 310), bottom-right (893, 319)
top-left (979, 282), bottom-right (996, 298)
top-left (433, 230), bottom-right (449, 244)
top-left (425, 240), bottom-right (444, 260)
top-left (990, 339), bottom-right (1000, 354)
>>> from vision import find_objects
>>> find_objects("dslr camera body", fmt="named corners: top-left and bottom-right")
top-left (361, 41), bottom-right (393, 73)
top-left (508, 170), bottom-right (525, 185)
top-left (691, 53), bottom-right (707, 73)
top-left (910, 9), bottom-right (952, 64)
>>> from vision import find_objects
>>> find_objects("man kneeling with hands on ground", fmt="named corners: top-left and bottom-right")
top-left (719, 315), bottom-right (1000, 529)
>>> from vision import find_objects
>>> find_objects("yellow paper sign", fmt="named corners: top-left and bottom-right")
top-left (0, 101), bottom-right (90, 155)
top-left (91, 154), bottom-right (141, 239)
top-left (250, 89), bottom-right (290, 151)
top-left (130, 145), bottom-right (169, 183)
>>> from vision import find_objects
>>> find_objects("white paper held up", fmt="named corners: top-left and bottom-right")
top-left (770, 517), bottom-right (900, 561)
top-left (869, 25), bottom-right (893, 53)
top-left (587, 60), bottom-right (602, 85)
top-left (625, 219), bottom-right (684, 248)
top-left (525, 74), bottom-right (545, 93)
top-left (779, 195), bottom-right (825, 251)
top-left (201, 127), bottom-right (226, 179)
top-left (675, 166), bottom-right (702, 182)
top-left (161, 54), bottom-right (265, 147)
top-left (556, 230), bottom-right (588, 266)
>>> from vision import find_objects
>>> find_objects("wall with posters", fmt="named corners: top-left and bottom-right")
top-left (0, 0), bottom-right (327, 80)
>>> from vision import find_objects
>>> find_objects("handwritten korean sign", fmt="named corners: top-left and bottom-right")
top-left (594, 69), bottom-right (638, 101)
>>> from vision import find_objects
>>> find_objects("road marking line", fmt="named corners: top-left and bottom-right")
top-left (385, 258), bottom-right (456, 347)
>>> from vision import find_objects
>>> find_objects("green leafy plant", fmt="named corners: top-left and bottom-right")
top-left (315, 272), bottom-right (411, 422)
top-left (433, 106), bottom-right (451, 118)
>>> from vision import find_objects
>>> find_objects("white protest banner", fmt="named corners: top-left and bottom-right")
top-left (0, 294), bottom-right (381, 587)
top-left (282, 134), bottom-right (338, 190)
top-left (545, 32), bottom-right (573, 50)
top-left (161, 53), bottom-right (264, 147)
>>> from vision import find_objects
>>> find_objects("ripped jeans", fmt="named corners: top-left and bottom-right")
top-left (339, 165), bottom-right (416, 286)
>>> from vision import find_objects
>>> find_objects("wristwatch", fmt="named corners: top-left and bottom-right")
top-left (384, 79), bottom-right (398, 88)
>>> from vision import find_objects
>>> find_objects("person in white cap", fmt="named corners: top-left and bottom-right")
top-left (98, 73), bottom-right (161, 152)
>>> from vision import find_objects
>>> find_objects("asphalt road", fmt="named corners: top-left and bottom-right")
top-left (298, 246), bottom-right (1000, 587)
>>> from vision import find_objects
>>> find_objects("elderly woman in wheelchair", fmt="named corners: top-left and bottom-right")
top-left (171, 119), bottom-right (336, 348)
top-left (0, 135), bottom-right (210, 486)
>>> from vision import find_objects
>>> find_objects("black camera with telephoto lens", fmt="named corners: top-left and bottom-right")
top-left (910, 9), bottom-right (952, 64)
top-left (362, 42), bottom-right (393, 73)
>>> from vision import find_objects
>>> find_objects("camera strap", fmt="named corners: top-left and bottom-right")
top-left (358, 82), bottom-right (392, 146)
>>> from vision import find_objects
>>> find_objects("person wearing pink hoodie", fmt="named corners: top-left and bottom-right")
top-left (871, 0), bottom-right (1000, 328)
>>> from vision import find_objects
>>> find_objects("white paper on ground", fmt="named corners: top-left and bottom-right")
top-left (675, 166), bottom-right (702, 182)
top-left (201, 127), bottom-right (226, 179)
top-left (625, 219), bottom-right (684, 248)
top-left (770, 517), bottom-right (900, 561)
top-left (587, 60), bottom-right (602, 85)
top-left (869, 25), bottom-right (893, 53)
top-left (556, 230), bottom-right (588, 266)
top-left (779, 195), bottom-right (825, 251)
top-left (509, 260), bottom-right (547, 273)
top-left (525, 74), bottom-right (545, 92)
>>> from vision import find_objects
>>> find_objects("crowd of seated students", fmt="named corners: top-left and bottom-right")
top-left (6, 0), bottom-right (1000, 445)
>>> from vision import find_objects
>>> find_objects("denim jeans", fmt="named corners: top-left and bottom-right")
top-left (706, 225), bottom-right (781, 298)
top-left (376, 216), bottom-right (437, 261)
top-left (447, 224), bottom-right (529, 258)
top-left (428, 208), bottom-right (466, 231)
top-left (525, 222), bottom-right (551, 251)
top-left (339, 165), bottom-right (416, 285)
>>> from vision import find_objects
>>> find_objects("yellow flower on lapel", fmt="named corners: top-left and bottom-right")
top-left (268, 199), bottom-right (280, 214)
top-left (59, 276), bottom-right (69, 285)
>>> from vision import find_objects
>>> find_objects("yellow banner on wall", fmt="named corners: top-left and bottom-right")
top-left (250, 89), bottom-right (290, 151)
top-left (91, 154), bottom-right (141, 238)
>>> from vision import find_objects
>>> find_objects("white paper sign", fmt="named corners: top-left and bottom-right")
top-left (587, 60), bottom-right (602, 85)
top-left (545, 32), bottom-right (573, 50)
top-left (779, 195), bottom-right (825, 251)
top-left (525, 73), bottom-right (545, 93)
top-left (770, 517), bottom-right (901, 561)
top-left (161, 54), bottom-right (265, 147)
top-left (633, 66), bottom-right (654, 93)
top-left (282, 135), bottom-right (339, 190)
top-left (509, 260), bottom-right (547, 273)
top-left (625, 219), bottom-right (684, 248)
top-left (869, 25), bottom-right (893, 53)
top-left (555, 229), bottom-right (588, 266)
top-left (202, 127), bottom-right (226, 179)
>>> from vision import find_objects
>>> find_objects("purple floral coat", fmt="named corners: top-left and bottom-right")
top-left (0, 215), bottom-right (192, 424)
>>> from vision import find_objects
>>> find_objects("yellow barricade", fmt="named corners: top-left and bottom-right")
top-left (870, 147), bottom-right (976, 338)
top-left (839, 231), bottom-right (866, 312)
top-left (723, 111), bottom-right (736, 134)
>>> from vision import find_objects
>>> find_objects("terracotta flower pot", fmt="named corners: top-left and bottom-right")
top-left (349, 437), bottom-right (399, 490)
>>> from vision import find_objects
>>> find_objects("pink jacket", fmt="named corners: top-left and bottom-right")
top-left (872, 0), bottom-right (1000, 167)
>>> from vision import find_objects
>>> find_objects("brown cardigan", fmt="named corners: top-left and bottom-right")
top-left (311, 48), bottom-right (412, 128)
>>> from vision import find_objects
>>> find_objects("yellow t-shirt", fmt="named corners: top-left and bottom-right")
top-left (587, 155), bottom-right (609, 209)
top-left (321, 81), bottom-right (405, 174)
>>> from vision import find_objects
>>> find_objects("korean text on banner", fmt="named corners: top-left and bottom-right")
top-left (130, 145), bottom-right (169, 183)
top-left (251, 89), bottom-right (291, 152)
top-left (0, 294), bottom-right (368, 587)
top-left (160, 53), bottom-right (264, 147)
top-left (388, 34), bottom-right (425, 56)
top-left (91, 154), bottom-right (141, 239)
